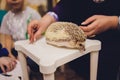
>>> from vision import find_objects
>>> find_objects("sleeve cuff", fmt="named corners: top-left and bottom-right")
top-left (47, 11), bottom-right (59, 21)
top-left (118, 16), bottom-right (120, 30)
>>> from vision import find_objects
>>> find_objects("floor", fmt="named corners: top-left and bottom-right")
top-left (29, 65), bottom-right (120, 80)
top-left (29, 64), bottom-right (85, 80)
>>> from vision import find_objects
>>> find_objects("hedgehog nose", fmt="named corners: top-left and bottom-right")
top-left (79, 44), bottom-right (85, 51)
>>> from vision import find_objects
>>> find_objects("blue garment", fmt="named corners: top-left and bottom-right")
top-left (0, 43), bottom-right (9, 73)
top-left (0, 10), bottom-right (7, 26)
top-left (51, 0), bottom-right (120, 80)
top-left (53, 0), bottom-right (120, 25)
top-left (0, 43), bottom-right (18, 73)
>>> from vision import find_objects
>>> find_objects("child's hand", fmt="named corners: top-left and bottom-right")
top-left (0, 57), bottom-right (17, 73)
top-left (28, 20), bottom-right (41, 43)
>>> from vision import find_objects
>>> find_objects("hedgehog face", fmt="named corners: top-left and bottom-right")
top-left (45, 22), bottom-right (86, 51)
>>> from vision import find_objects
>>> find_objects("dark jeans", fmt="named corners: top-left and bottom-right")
top-left (26, 57), bottom-right (39, 72)
top-left (117, 67), bottom-right (120, 80)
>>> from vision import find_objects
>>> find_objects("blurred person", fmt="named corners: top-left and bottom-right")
top-left (27, 0), bottom-right (120, 80)
top-left (0, 0), bottom-right (16, 74)
top-left (0, 0), bottom-right (41, 74)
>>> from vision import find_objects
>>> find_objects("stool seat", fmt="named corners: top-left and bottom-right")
top-left (15, 37), bottom-right (101, 80)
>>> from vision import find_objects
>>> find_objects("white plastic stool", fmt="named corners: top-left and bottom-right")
top-left (15, 37), bottom-right (101, 80)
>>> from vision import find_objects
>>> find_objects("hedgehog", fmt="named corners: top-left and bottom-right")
top-left (45, 22), bottom-right (87, 51)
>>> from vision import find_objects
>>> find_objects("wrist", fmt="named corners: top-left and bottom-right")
top-left (47, 11), bottom-right (59, 21)
top-left (110, 16), bottom-right (119, 29)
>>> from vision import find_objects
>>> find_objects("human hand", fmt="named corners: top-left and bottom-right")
top-left (27, 20), bottom-right (41, 43)
top-left (80, 15), bottom-right (119, 37)
top-left (0, 57), bottom-right (17, 73)
top-left (27, 13), bottom-right (56, 43)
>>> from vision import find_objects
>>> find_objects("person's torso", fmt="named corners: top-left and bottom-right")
top-left (4, 7), bottom-right (40, 41)
top-left (54, 0), bottom-right (120, 43)
top-left (57, 0), bottom-right (120, 25)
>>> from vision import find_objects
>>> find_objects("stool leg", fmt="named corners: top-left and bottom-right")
top-left (90, 51), bottom-right (99, 80)
top-left (43, 73), bottom-right (55, 80)
top-left (18, 51), bottom-right (29, 80)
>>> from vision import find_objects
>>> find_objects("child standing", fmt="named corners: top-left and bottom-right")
top-left (0, 0), bottom-right (41, 57)
top-left (0, 0), bottom-right (41, 75)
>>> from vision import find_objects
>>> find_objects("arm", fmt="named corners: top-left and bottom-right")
top-left (5, 34), bottom-right (16, 59)
top-left (0, 14), bottom-right (16, 59)
top-left (28, 0), bottom-right (66, 43)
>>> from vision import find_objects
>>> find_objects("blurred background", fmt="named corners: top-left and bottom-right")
top-left (0, 0), bottom-right (60, 16)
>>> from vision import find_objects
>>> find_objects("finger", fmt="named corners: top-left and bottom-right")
top-left (34, 28), bottom-right (42, 42)
top-left (81, 20), bottom-right (98, 32)
top-left (89, 35), bottom-right (96, 37)
top-left (29, 31), bottom-right (34, 43)
top-left (84, 29), bottom-right (96, 37)
top-left (30, 25), bottom-right (40, 43)
top-left (12, 61), bottom-right (16, 68)
top-left (27, 24), bottom-right (33, 40)
top-left (82, 22), bottom-right (98, 36)
top-left (9, 63), bottom-right (13, 71)
top-left (80, 25), bottom-right (94, 32)
top-left (9, 59), bottom-right (16, 71)
top-left (81, 15), bottom-right (96, 25)
top-left (6, 62), bottom-right (11, 72)
top-left (1, 65), bottom-right (6, 73)
top-left (30, 28), bottom-right (39, 43)
top-left (28, 28), bottom-right (34, 43)
top-left (10, 62), bottom-right (15, 71)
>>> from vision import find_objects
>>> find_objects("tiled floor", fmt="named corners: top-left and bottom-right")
top-left (29, 64), bottom-right (85, 80)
